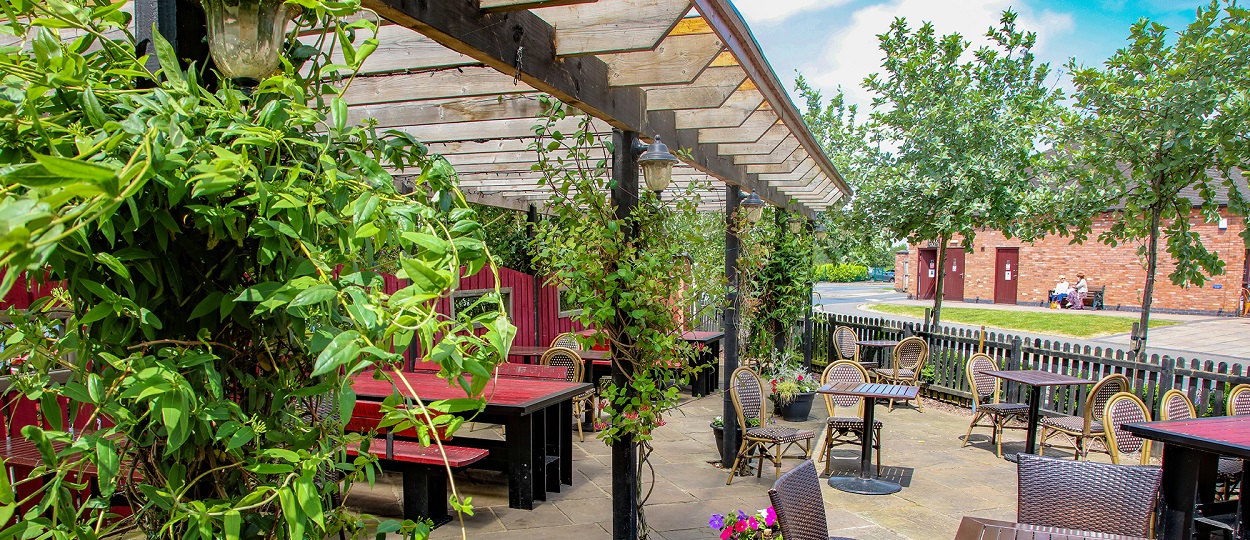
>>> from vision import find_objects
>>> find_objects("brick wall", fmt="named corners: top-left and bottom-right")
top-left (894, 251), bottom-right (909, 293)
top-left (901, 209), bottom-right (1249, 313)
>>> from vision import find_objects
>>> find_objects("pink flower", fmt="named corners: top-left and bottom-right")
top-left (656, 419), bottom-right (667, 427)
top-left (624, 412), bottom-right (639, 420)
top-left (720, 528), bottom-right (732, 540)
top-left (797, 375), bottom-right (804, 381)
top-left (748, 516), bottom-right (758, 529)
top-left (735, 520), bottom-right (747, 533)
top-left (765, 507), bottom-right (776, 526)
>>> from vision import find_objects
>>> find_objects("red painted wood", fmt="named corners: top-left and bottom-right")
top-left (345, 401), bottom-right (450, 440)
top-left (351, 371), bottom-right (589, 414)
top-left (1126, 416), bottom-right (1250, 457)
top-left (497, 363), bottom-right (569, 380)
top-left (345, 440), bottom-right (488, 467)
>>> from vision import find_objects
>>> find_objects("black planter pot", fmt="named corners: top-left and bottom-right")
top-left (711, 423), bottom-right (743, 457)
top-left (777, 392), bottom-right (816, 422)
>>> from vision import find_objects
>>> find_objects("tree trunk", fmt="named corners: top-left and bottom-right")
top-left (932, 239), bottom-right (949, 328)
top-left (1136, 209), bottom-right (1163, 357)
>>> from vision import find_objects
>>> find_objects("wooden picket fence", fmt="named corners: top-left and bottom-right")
top-left (812, 312), bottom-right (1250, 419)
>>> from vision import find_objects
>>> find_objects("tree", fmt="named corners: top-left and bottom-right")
top-left (849, 11), bottom-right (1064, 325)
top-left (1056, 1), bottom-right (1250, 351)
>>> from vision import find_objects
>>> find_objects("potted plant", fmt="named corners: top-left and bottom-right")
top-left (708, 507), bottom-right (779, 539)
top-left (768, 363), bottom-right (820, 422)
top-left (711, 415), bottom-right (760, 457)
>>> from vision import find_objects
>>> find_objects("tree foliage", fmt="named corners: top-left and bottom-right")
top-left (1052, 1), bottom-right (1250, 347)
top-left (0, 1), bottom-right (511, 538)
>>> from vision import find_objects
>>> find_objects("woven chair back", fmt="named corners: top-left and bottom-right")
top-left (965, 353), bottom-right (1000, 402)
top-left (1159, 389), bottom-right (1195, 421)
top-left (550, 332), bottom-right (583, 350)
top-left (1103, 392), bottom-right (1151, 464)
top-left (730, 367), bottom-right (766, 428)
top-left (832, 326), bottom-right (858, 361)
top-left (1227, 384), bottom-right (1250, 416)
top-left (540, 347), bottom-right (584, 383)
top-left (1084, 373), bottom-right (1129, 427)
top-left (767, 460), bottom-right (828, 540)
top-left (821, 360), bottom-right (868, 414)
top-left (892, 336), bottom-right (928, 373)
top-left (1017, 453), bottom-right (1162, 537)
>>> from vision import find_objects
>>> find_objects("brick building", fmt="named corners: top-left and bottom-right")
top-left (894, 208), bottom-right (1250, 315)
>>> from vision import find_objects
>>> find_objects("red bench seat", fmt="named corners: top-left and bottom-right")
top-left (345, 439), bottom-right (488, 526)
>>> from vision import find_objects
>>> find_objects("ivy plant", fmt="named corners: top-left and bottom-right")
top-left (0, 1), bottom-right (512, 538)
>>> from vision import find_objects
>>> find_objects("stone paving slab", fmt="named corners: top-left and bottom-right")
top-left (350, 388), bottom-right (1030, 539)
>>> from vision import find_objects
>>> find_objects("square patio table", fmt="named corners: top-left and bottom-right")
top-left (507, 345), bottom-right (609, 366)
top-left (351, 371), bottom-right (592, 510)
top-left (683, 331), bottom-right (724, 396)
top-left (1124, 416), bottom-right (1250, 540)
top-left (817, 381), bottom-right (918, 495)
top-left (855, 339), bottom-right (897, 369)
top-left (953, 516), bottom-right (1149, 540)
top-left (985, 370), bottom-right (1091, 462)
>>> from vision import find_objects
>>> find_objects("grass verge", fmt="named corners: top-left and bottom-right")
top-left (862, 304), bottom-right (1182, 338)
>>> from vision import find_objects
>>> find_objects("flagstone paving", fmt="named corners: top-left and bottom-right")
top-left (347, 388), bottom-right (1066, 539)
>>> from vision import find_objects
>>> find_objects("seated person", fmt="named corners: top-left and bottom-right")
top-left (1051, 276), bottom-right (1070, 307)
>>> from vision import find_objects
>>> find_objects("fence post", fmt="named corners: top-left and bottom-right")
top-left (1159, 356), bottom-right (1175, 395)
top-left (902, 322), bottom-right (915, 338)
top-left (1008, 337), bottom-right (1023, 371)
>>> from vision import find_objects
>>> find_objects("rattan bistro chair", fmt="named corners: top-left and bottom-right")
top-left (1017, 453), bottom-right (1162, 538)
top-left (816, 361), bottom-right (882, 476)
top-left (1228, 384), bottom-right (1250, 416)
top-left (540, 347), bottom-right (596, 442)
top-left (1038, 373), bottom-right (1128, 460)
top-left (550, 332), bottom-right (583, 350)
top-left (1103, 392), bottom-right (1153, 466)
top-left (1159, 388), bottom-right (1196, 421)
top-left (832, 326), bottom-right (859, 363)
top-left (767, 460), bottom-right (856, 540)
top-left (726, 367), bottom-right (816, 485)
top-left (871, 336), bottom-right (928, 411)
top-left (961, 353), bottom-right (1028, 457)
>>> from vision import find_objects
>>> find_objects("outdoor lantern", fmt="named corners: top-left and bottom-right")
top-left (200, 0), bottom-right (301, 86)
top-left (814, 223), bottom-right (828, 241)
top-left (740, 192), bottom-right (765, 224)
top-left (787, 215), bottom-right (802, 234)
top-left (637, 135), bottom-right (680, 192)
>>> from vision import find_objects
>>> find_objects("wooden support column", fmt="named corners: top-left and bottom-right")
top-left (133, 0), bottom-right (216, 88)
top-left (803, 220), bottom-right (814, 369)
top-left (722, 184), bottom-right (740, 468)
top-left (610, 129), bottom-right (639, 540)
top-left (527, 204), bottom-right (541, 347)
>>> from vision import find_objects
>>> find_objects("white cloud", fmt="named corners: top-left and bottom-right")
top-left (800, 0), bottom-right (1075, 110)
top-left (731, 0), bottom-right (854, 24)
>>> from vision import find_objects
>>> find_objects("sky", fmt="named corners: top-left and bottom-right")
top-left (729, 0), bottom-right (1208, 111)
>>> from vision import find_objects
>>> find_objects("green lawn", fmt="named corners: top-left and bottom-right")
top-left (863, 304), bottom-right (1183, 338)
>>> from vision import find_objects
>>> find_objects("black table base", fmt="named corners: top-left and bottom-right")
top-left (828, 391), bottom-right (903, 495)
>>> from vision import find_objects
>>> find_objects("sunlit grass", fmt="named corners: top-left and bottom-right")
top-left (862, 304), bottom-right (1182, 338)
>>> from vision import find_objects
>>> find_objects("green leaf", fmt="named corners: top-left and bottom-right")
top-left (312, 330), bottom-right (362, 376)
top-left (189, 292), bottom-right (225, 319)
top-left (224, 511), bottom-right (241, 540)
top-left (33, 153), bottom-right (116, 181)
top-left (289, 284), bottom-right (337, 307)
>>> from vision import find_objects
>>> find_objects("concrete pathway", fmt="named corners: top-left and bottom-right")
top-left (349, 391), bottom-right (1029, 539)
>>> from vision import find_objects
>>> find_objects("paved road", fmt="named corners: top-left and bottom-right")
top-left (813, 282), bottom-right (1250, 367)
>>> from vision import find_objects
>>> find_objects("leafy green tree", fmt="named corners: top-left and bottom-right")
top-left (1054, 1), bottom-right (1250, 349)
top-left (0, 1), bottom-right (510, 537)
top-left (849, 11), bottom-right (1063, 325)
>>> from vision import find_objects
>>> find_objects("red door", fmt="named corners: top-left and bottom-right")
top-left (917, 248), bottom-right (938, 300)
top-left (943, 248), bottom-right (965, 302)
top-left (994, 248), bottom-right (1019, 304)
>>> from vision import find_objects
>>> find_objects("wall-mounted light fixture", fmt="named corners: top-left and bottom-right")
top-left (786, 215), bottom-right (802, 234)
top-left (739, 192), bottom-right (765, 224)
top-left (636, 135), bottom-right (680, 192)
top-left (200, 0), bottom-right (301, 86)
top-left (814, 223), bottom-right (828, 242)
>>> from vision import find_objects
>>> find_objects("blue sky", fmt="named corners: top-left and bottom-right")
top-left (730, 0), bottom-right (1207, 110)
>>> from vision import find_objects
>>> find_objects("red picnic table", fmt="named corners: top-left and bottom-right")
top-left (573, 330), bottom-right (724, 397)
top-left (351, 371), bottom-right (592, 510)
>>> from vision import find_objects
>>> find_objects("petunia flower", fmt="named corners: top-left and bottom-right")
top-left (720, 528), bottom-right (732, 540)
top-left (748, 516), bottom-right (758, 529)
top-left (735, 520), bottom-right (747, 532)
top-left (765, 506), bottom-right (776, 526)
top-left (709, 514), bottom-right (724, 529)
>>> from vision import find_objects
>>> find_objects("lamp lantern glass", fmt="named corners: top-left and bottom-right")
top-left (637, 135), bottom-right (680, 192)
top-left (787, 216), bottom-right (802, 234)
top-left (814, 223), bottom-right (828, 241)
top-left (200, 0), bottom-right (301, 86)
top-left (740, 192), bottom-right (765, 224)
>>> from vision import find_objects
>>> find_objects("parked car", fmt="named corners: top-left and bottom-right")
top-left (868, 268), bottom-right (896, 282)
top-left (884, 270), bottom-right (895, 282)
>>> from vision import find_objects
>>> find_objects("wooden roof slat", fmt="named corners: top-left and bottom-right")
top-left (299, 25), bottom-right (477, 76)
top-left (733, 136), bottom-right (800, 164)
top-left (673, 89), bottom-right (763, 129)
top-left (427, 140), bottom-right (535, 155)
top-left (645, 66), bottom-right (746, 110)
top-left (480, 0), bottom-right (597, 12)
top-left (341, 66), bottom-right (529, 106)
top-left (716, 124), bottom-right (787, 155)
top-left (534, 0), bottom-right (691, 56)
top-left (348, 95), bottom-right (544, 128)
top-left (745, 148), bottom-right (808, 174)
top-left (758, 158), bottom-right (816, 182)
top-left (603, 33), bottom-right (722, 87)
top-left (669, 16), bottom-right (714, 36)
top-left (697, 110), bottom-right (778, 144)
top-left (707, 51), bottom-right (739, 67)
top-left (392, 116), bottom-right (594, 143)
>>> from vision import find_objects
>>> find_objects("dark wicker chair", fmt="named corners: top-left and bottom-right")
top-left (1103, 392), bottom-right (1152, 466)
top-left (961, 353), bottom-right (1028, 457)
top-left (816, 360), bottom-right (881, 476)
top-left (541, 346), bottom-right (595, 441)
top-left (1017, 453), bottom-right (1162, 538)
top-left (767, 460), bottom-right (856, 540)
top-left (832, 326), bottom-right (860, 364)
top-left (726, 367), bottom-right (816, 485)
top-left (871, 336), bottom-right (928, 411)
top-left (1038, 373), bottom-right (1127, 460)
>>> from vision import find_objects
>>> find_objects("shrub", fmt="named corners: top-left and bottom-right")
top-left (812, 263), bottom-right (869, 282)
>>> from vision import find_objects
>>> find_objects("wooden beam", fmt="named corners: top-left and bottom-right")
top-left (393, 116), bottom-right (596, 143)
top-left (733, 136), bottom-right (799, 164)
top-left (645, 66), bottom-right (746, 110)
top-left (745, 148), bottom-right (808, 174)
top-left (669, 16), bottom-right (713, 36)
top-left (460, 187), bottom-right (549, 212)
top-left (341, 66), bottom-right (528, 106)
top-left (716, 124), bottom-right (787, 155)
top-left (348, 95), bottom-right (545, 128)
top-left (697, 110), bottom-right (777, 144)
top-left (428, 139), bottom-right (535, 155)
top-left (674, 88), bottom-right (762, 128)
top-left (481, 0), bottom-right (597, 12)
top-left (604, 33), bottom-right (722, 87)
top-left (758, 158), bottom-right (815, 182)
top-left (536, 0), bottom-right (691, 56)
top-left (299, 25), bottom-right (478, 76)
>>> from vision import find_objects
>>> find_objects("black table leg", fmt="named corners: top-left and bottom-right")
top-left (827, 397), bottom-right (901, 495)
top-left (1240, 460), bottom-right (1249, 540)
top-left (543, 403), bottom-right (562, 493)
top-left (401, 465), bottom-right (450, 528)
top-left (559, 399), bottom-right (573, 485)
top-left (504, 414), bottom-right (534, 510)
top-left (1004, 385), bottom-right (1042, 463)
top-left (532, 410), bottom-right (547, 502)
top-left (1158, 444), bottom-right (1207, 540)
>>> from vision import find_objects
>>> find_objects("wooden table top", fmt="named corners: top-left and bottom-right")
top-left (855, 339), bottom-right (899, 347)
top-left (508, 346), bottom-right (610, 361)
top-left (1124, 416), bottom-right (1250, 459)
top-left (352, 371), bottom-right (592, 416)
top-left (985, 369), bottom-right (1091, 387)
top-left (818, 382), bottom-right (919, 400)
top-left (953, 516), bottom-right (1148, 540)
top-left (681, 331), bottom-right (724, 343)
